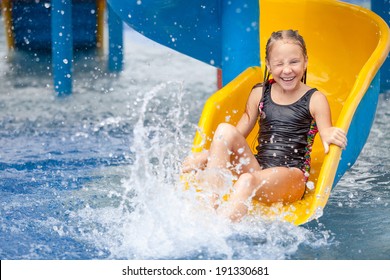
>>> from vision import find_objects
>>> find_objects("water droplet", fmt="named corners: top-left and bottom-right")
top-left (306, 181), bottom-right (315, 190)
top-left (239, 157), bottom-right (250, 165)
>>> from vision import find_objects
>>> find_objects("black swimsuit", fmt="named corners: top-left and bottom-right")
top-left (254, 80), bottom-right (318, 180)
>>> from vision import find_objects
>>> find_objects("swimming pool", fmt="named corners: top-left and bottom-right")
top-left (0, 24), bottom-right (389, 259)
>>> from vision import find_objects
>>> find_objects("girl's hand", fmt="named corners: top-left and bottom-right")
top-left (181, 150), bottom-right (209, 173)
top-left (320, 127), bottom-right (347, 154)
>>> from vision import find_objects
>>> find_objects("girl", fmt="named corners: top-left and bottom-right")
top-left (182, 30), bottom-right (347, 222)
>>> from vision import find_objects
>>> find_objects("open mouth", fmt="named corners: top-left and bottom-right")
top-left (281, 77), bottom-right (295, 82)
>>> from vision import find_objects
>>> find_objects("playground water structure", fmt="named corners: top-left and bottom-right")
top-left (0, 0), bottom-right (390, 260)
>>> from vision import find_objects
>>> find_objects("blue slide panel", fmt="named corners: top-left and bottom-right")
top-left (107, 0), bottom-right (260, 85)
top-left (334, 72), bottom-right (381, 186)
top-left (372, 1), bottom-right (390, 92)
top-left (107, 0), bottom-right (222, 67)
top-left (12, 0), bottom-right (98, 51)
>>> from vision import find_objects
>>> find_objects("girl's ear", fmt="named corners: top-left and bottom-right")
top-left (266, 60), bottom-right (271, 73)
top-left (304, 56), bottom-right (308, 70)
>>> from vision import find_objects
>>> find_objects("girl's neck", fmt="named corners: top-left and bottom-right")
top-left (273, 81), bottom-right (307, 95)
top-left (270, 81), bottom-right (310, 105)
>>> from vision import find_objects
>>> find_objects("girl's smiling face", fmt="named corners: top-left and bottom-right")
top-left (266, 40), bottom-right (308, 92)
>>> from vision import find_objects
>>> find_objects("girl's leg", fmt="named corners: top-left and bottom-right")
top-left (199, 123), bottom-right (262, 205)
top-left (219, 167), bottom-right (306, 222)
top-left (182, 123), bottom-right (256, 174)
top-left (206, 123), bottom-right (261, 172)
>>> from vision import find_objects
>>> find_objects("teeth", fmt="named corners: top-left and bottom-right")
top-left (282, 77), bottom-right (294, 81)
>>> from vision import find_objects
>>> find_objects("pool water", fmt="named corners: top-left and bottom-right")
top-left (0, 23), bottom-right (389, 260)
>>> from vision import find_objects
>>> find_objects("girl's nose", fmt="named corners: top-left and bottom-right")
top-left (283, 66), bottom-right (292, 74)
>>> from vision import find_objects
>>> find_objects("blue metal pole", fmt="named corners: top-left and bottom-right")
top-left (372, 0), bottom-right (390, 92)
top-left (107, 3), bottom-right (123, 72)
top-left (221, 0), bottom-right (260, 85)
top-left (51, 0), bottom-right (73, 95)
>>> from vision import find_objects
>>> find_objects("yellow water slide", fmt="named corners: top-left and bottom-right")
top-left (191, 0), bottom-right (390, 225)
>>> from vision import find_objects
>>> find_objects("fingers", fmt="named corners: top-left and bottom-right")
top-left (181, 156), bottom-right (197, 173)
top-left (321, 127), bottom-right (348, 153)
top-left (323, 142), bottom-right (330, 154)
top-left (333, 128), bottom-right (347, 149)
top-left (325, 127), bottom-right (347, 151)
top-left (181, 151), bottom-right (209, 173)
top-left (181, 162), bottom-right (192, 173)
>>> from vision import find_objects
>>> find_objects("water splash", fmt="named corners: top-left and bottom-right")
top-left (61, 82), bottom-right (331, 260)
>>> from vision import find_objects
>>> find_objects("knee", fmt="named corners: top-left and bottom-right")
top-left (236, 173), bottom-right (257, 197)
top-left (214, 123), bottom-right (238, 141)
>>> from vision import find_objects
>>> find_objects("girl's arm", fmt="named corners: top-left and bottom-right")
top-left (310, 91), bottom-right (347, 153)
top-left (181, 86), bottom-right (262, 173)
top-left (235, 86), bottom-right (262, 138)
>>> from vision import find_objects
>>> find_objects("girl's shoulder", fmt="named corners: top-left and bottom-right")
top-left (247, 83), bottom-right (264, 108)
top-left (250, 83), bottom-right (264, 99)
top-left (310, 89), bottom-right (327, 102)
top-left (252, 79), bottom-right (274, 90)
top-left (252, 83), bottom-right (263, 90)
top-left (309, 89), bottom-right (330, 116)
